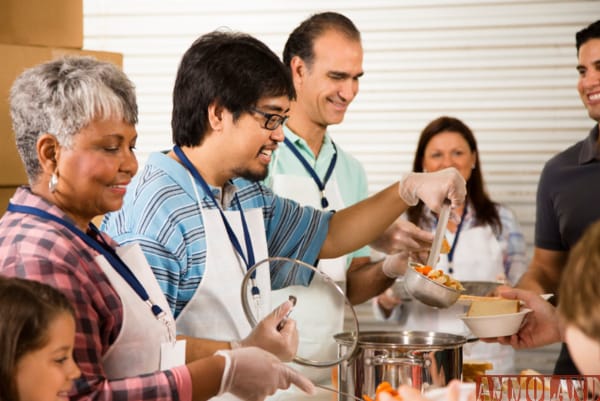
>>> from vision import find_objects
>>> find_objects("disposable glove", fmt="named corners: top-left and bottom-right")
top-left (371, 218), bottom-right (434, 255)
top-left (232, 299), bottom-right (298, 361)
top-left (376, 287), bottom-right (403, 313)
top-left (381, 250), bottom-right (410, 279)
top-left (216, 347), bottom-right (315, 401)
top-left (398, 167), bottom-right (466, 212)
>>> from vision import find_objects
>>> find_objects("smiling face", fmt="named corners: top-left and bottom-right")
top-left (577, 38), bottom-right (600, 123)
top-left (225, 96), bottom-right (290, 182)
top-left (293, 29), bottom-right (363, 131)
top-left (15, 313), bottom-right (80, 401)
top-left (422, 131), bottom-right (477, 182)
top-left (52, 116), bottom-right (138, 228)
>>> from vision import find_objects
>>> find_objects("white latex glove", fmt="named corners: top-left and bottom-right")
top-left (233, 299), bottom-right (298, 361)
top-left (216, 347), bottom-right (315, 401)
top-left (371, 218), bottom-right (434, 255)
top-left (398, 167), bottom-right (466, 212)
top-left (381, 250), bottom-right (410, 279)
top-left (376, 287), bottom-right (403, 315)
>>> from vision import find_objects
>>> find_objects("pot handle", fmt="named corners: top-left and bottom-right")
top-left (370, 354), bottom-right (424, 367)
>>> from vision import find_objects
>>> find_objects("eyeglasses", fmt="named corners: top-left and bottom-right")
top-left (250, 107), bottom-right (288, 131)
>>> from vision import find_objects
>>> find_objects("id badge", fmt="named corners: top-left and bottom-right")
top-left (160, 339), bottom-right (186, 370)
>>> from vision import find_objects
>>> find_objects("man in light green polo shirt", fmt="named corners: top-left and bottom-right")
top-left (263, 12), bottom-right (421, 401)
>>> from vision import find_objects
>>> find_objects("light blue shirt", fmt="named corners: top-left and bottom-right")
top-left (103, 151), bottom-right (332, 317)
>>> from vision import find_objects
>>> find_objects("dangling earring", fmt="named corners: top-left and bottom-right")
top-left (471, 164), bottom-right (476, 170)
top-left (49, 171), bottom-right (58, 193)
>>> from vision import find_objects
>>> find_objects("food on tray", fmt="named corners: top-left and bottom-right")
top-left (462, 360), bottom-right (494, 382)
top-left (467, 299), bottom-right (520, 317)
top-left (362, 381), bottom-right (402, 401)
top-left (413, 264), bottom-right (465, 291)
top-left (440, 237), bottom-right (451, 254)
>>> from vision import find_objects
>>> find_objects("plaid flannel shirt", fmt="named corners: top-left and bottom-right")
top-left (0, 187), bottom-right (188, 401)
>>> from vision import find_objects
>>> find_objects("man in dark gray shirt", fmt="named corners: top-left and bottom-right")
top-left (517, 19), bottom-right (600, 374)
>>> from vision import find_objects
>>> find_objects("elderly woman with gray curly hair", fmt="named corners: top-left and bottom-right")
top-left (0, 56), bottom-right (312, 401)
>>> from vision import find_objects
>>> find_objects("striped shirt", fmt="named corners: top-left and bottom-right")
top-left (103, 152), bottom-right (332, 318)
top-left (0, 187), bottom-right (189, 401)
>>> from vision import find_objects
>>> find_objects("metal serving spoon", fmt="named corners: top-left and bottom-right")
top-left (426, 200), bottom-right (451, 267)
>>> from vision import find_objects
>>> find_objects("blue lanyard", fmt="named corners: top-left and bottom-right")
top-left (283, 137), bottom-right (337, 209)
top-left (172, 146), bottom-right (259, 295)
top-left (7, 202), bottom-right (166, 319)
top-left (446, 204), bottom-right (468, 274)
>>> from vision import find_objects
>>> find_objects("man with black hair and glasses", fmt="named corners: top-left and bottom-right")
top-left (103, 30), bottom-right (465, 401)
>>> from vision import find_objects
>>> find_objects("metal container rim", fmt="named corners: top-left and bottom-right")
top-left (334, 330), bottom-right (467, 349)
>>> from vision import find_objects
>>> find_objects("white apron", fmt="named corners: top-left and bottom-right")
top-left (99, 243), bottom-right (182, 379)
top-left (175, 201), bottom-right (271, 401)
top-left (402, 225), bottom-right (515, 373)
top-left (269, 172), bottom-right (347, 401)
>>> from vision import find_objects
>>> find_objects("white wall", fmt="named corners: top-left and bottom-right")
top-left (83, 0), bottom-right (600, 257)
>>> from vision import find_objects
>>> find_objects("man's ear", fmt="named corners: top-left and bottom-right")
top-left (290, 56), bottom-right (306, 85)
top-left (207, 102), bottom-right (225, 131)
top-left (37, 134), bottom-right (60, 173)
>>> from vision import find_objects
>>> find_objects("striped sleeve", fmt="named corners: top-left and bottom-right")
top-left (260, 187), bottom-right (332, 289)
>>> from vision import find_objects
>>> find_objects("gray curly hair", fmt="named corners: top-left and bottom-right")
top-left (9, 56), bottom-right (138, 182)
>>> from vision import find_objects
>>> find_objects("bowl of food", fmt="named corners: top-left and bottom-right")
top-left (403, 262), bottom-right (464, 308)
top-left (459, 298), bottom-right (531, 338)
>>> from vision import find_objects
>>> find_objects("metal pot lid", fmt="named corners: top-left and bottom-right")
top-left (240, 257), bottom-right (360, 367)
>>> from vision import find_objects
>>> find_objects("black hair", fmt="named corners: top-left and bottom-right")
top-left (576, 20), bottom-right (600, 54)
top-left (283, 12), bottom-right (360, 69)
top-left (172, 30), bottom-right (295, 147)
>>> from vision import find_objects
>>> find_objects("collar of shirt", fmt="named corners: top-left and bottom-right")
top-left (215, 182), bottom-right (238, 208)
top-left (283, 124), bottom-right (336, 166)
top-left (147, 151), bottom-right (239, 209)
top-left (12, 187), bottom-right (118, 247)
top-left (578, 124), bottom-right (600, 164)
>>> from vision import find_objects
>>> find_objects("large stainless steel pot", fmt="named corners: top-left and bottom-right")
top-left (335, 331), bottom-right (466, 400)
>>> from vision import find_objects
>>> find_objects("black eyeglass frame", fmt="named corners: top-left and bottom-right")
top-left (250, 107), bottom-right (288, 131)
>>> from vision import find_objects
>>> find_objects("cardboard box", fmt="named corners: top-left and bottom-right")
top-left (0, 0), bottom-right (83, 48)
top-left (0, 43), bottom-right (123, 185)
top-left (0, 186), bottom-right (18, 217)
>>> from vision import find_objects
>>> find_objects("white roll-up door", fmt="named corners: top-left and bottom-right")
top-left (84, 0), bottom-right (599, 257)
